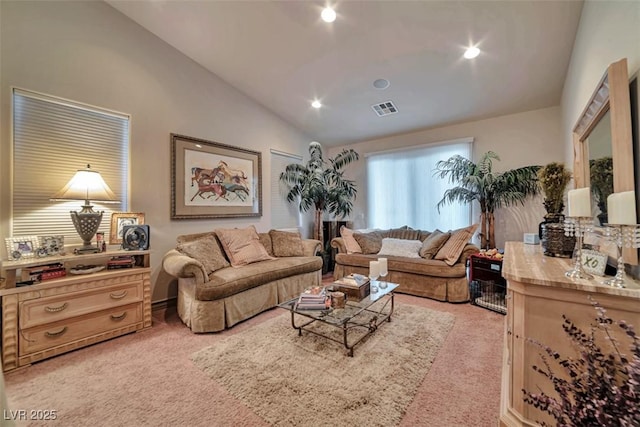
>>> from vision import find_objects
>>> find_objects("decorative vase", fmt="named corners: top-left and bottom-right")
top-left (538, 212), bottom-right (564, 239)
top-left (541, 221), bottom-right (576, 258)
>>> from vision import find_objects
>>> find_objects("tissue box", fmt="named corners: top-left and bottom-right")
top-left (523, 233), bottom-right (539, 244)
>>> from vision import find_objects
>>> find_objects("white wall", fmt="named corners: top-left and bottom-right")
top-left (562, 0), bottom-right (640, 165)
top-left (0, 1), bottom-right (313, 302)
top-left (328, 106), bottom-right (565, 249)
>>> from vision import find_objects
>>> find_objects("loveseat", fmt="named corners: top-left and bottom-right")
top-left (162, 226), bottom-right (322, 332)
top-left (331, 225), bottom-right (479, 302)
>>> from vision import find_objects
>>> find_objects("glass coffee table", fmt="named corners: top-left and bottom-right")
top-left (278, 281), bottom-right (398, 356)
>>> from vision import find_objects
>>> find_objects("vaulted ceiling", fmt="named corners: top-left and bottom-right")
top-left (108, 1), bottom-right (584, 146)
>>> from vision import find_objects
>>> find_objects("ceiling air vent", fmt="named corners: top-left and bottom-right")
top-left (371, 100), bottom-right (398, 117)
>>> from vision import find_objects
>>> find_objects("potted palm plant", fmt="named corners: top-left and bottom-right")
top-left (434, 151), bottom-right (540, 249)
top-left (279, 141), bottom-right (359, 246)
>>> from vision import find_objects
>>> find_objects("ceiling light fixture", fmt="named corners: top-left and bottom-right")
top-left (464, 46), bottom-right (480, 59)
top-left (311, 100), bottom-right (322, 109)
top-left (321, 7), bottom-right (336, 23)
top-left (373, 79), bottom-right (390, 90)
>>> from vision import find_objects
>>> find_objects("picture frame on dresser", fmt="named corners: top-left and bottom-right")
top-left (170, 133), bottom-right (262, 219)
top-left (109, 212), bottom-right (145, 245)
top-left (4, 236), bottom-right (39, 260)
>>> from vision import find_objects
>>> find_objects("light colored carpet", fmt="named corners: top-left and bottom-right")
top-left (191, 303), bottom-right (455, 427)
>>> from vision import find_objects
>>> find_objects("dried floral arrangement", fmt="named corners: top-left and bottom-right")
top-left (523, 298), bottom-right (640, 426)
top-left (537, 162), bottom-right (572, 216)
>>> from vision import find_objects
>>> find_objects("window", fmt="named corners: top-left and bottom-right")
top-left (12, 88), bottom-right (129, 244)
top-left (270, 149), bottom-right (302, 230)
top-left (366, 138), bottom-right (472, 231)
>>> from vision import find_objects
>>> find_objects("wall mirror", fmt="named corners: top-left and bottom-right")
top-left (573, 58), bottom-right (636, 264)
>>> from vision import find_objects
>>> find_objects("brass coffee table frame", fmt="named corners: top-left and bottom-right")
top-left (278, 282), bottom-right (398, 357)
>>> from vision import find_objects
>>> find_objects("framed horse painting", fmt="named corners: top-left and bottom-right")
top-left (170, 133), bottom-right (262, 219)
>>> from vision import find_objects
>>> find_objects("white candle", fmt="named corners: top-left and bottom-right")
top-left (369, 261), bottom-right (380, 279)
top-left (568, 187), bottom-right (591, 217)
top-left (378, 258), bottom-right (388, 276)
top-left (607, 191), bottom-right (637, 225)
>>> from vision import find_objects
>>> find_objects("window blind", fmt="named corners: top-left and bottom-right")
top-left (366, 138), bottom-right (473, 231)
top-left (12, 88), bottom-right (129, 244)
top-left (270, 150), bottom-right (302, 230)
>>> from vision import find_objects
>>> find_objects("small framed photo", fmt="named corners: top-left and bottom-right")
top-left (5, 236), bottom-right (39, 261)
top-left (581, 249), bottom-right (608, 276)
top-left (122, 225), bottom-right (150, 251)
top-left (110, 212), bottom-right (145, 245)
top-left (37, 235), bottom-right (65, 257)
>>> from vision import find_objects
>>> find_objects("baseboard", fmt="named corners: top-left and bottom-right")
top-left (152, 297), bottom-right (177, 312)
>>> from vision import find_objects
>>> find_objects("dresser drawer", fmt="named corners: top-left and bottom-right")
top-left (20, 282), bottom-right (142, 329)
top-left (19, 303), bottom-right (142, 355)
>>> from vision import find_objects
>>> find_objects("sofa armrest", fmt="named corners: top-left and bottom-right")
top-left (162, 249), bottom-right (208, 284)
top-left (302, 239), bottom-right (322, 256)
top-left (459, 244), bottom-right (481, 265)
top-left (330, 237), bottom-right (347, 254)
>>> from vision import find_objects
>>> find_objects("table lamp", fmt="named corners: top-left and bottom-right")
top-left (51, 164), bottom-right (119, 254)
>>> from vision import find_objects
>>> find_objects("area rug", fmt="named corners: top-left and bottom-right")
top-left (191, 303), bottom-right (455, 427)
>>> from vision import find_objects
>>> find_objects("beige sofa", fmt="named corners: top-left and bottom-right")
top-left (331, 226), bottom-right (479, 302)
top-left (162, 228), bottom-right (322, 332)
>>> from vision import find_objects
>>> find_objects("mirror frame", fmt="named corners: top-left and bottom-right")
top-left (573, 58), bottom-right (636, 264)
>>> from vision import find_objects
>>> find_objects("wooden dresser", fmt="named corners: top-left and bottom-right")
top-left (0, 250), bottom-right (151, 372)
top-left (500, 242), bottom-right (640, 426)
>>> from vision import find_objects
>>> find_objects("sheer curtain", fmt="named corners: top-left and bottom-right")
top-left (367, 138), bottom-right (472, 231)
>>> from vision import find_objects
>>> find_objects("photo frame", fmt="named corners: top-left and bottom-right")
top-left (37, 235), bottom-right (65, 257)
top-left (171, 133), bottom-right (262, 219)
top-left (122, 225), bottom-right (150, 251)
top-left (5, 236), bottom-right (39, 261)
top-left (581, 249), bottom-right (608, 276)
top-left (110, 212), bottom-right (145, 245)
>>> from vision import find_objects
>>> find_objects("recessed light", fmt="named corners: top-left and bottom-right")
top-left (373, 79), bottom-right (390, 90)
top-left (321, 7), bottom-right (336, 23)
top-left (464, 46), bottom-right (480, 59)
top-left (311, 100), bottom-right (322, 109)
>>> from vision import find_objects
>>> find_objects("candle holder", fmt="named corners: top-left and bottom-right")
top-left (602, 224), bottom-right (640, 288)
top-left (564, 217), bottom-right (593, 279)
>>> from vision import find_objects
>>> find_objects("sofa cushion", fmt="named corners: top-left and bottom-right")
top-left (340, 226), bottom-right (362, 254)
top-left (176, 233), bottom-right (230, 274)
top-left (419, 230), bottom-right (451, 259)
top-left (335, 253), bottom-right (466, 278)
top-left (353, 231), bottom-right (384, 254)
top-left (258, 233), bottom-right (275, 257)
top-left (215, 226), bottom-right (274, 267)
top-left (435, 224), bottom-right (479, 266)
top-left (377, 238), bottom-right (423, 258)
top-left (269, 230), bottom-right (304, 257)
top-left (386, 227), bottom-right (421, 240)
top-left (196, 256), bottom-right (323, 301)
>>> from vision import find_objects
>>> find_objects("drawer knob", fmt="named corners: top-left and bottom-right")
top-left (45, 302), bottom-right (68, 313)
top-left (110, 312), bottom-right (127, 321)
top-left (110, 290), bottom-right (128, 300)
top-left (45, 327), bottom-right (67, 338)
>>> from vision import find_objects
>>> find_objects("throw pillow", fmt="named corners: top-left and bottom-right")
top-left (353, 231), bottom-right (384, 254)
top-left (176, 234), bottom-right (230, 274)
top-left (377, 238), bottom-right (423, 258)
top-left (387, 227), bottom-right (420, 240)
top-left (269, 230), bottom-right (305, 257)
top-left (435, 224), bottom-right (479, 266)
top-left (215, 226), bottom-right (274, 267)
top-left (340, 226), bottom-right (362, 254)
top-left (419, 230), bottom-right (451, 259)
top-left (258, 233), bottom-right (275, 257)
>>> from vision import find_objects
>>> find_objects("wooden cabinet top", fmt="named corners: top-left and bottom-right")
top-left (1, 249), bottom-right (150, 270)
top-left (503, 241), bottom-right (640, 300)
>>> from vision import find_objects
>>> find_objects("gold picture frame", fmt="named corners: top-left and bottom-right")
top-left (171, 133), bottom-right (262, 219)
top-left (109, 212), bottom-right (145, 245)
